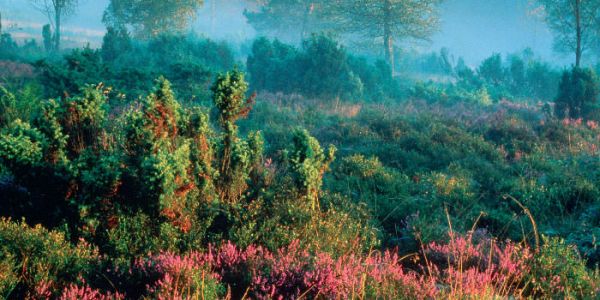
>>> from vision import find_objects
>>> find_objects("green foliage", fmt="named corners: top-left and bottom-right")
top-left (101, 26), bottom-right (131, 62)
top-left (2, 30), bottom-right (600, 298)
top-left (0, 120), bottom-right (45, 170)
top-left (440, 51), bottom-right (561, 102)
top-left (299, 35), bottom-right (363, 99)
top-left (5, 83), bottom-right (44, 123)
top-left (247, 37), bottom-right (300, 93)
top-left (0, 33), bottom-right (47, 62)
top-left (327, 0), bottom-right (441, 72)
top-left (211, 71), bottom-right (259, 203)
top-left (244, 0), bottom-right (328, 43)
top-left (0, 218), bottom-right (97, 299)
top-left (0, 86), bottom-right (17, 126)
top-left (531, 236), bottom-right (599, 299)
top-left (329, 154), bottom-right (410, 242)
top-left (478, 53), bottom-right (505, 85)
top-left (288, 129), bottom-right (336, 210)
top-left (103, 0), bottom-right (204, 38)
top-left (42, 24), bottom-right (53, 53)
top-left (36, 47), bottom-right (108, 98)
top-left (555, 67), bottom-right (599, 119)
top-left (36, 33), bottom-right (235, 101)
top-left (247, 35), bottom-right (400, 101)
top-left (104, 212), bottom-right (159, 260)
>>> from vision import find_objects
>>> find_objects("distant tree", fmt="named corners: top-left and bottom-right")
top-left (327, 0), bottom-right (442, 74)
top-left (555, 67), bottom-right (599, 118)
top-left (508, 55), bottom-right (526, 95)
top-left (298, 34), bottom-right (363, 99)
top-left (247, 37), bottom-right (299, 92)
top-left (101, 26), bottom-right (131, 62)
top-left (534, 0), bottom-right (600, 67)
top-left (42, 24), bottom-right (53, 53)
top-left (455, 57), bottom-right (468, 73)
top-left (103, 0), bottom-right (204, 38)
top-left (244, 0), bottom-right (328, 43)
top-left (478, 53), bottom-right (505, 86)
top-left (439, 47), bottom-right (453, 75)
top-left (526, 60), bottom-right (560, 100)
top-left (29, 0), bottom-right (79, 51)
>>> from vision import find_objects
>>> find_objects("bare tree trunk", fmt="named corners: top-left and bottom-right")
top-left (54, 3), bottom-right (61, 51)
top-left (575, 0), bottom-right (581, 67)
top-left (383, 0), bottom-right (395, 75)
top-left (300, 2), bottom-right (315, 41)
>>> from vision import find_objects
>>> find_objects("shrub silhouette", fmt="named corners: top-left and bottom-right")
top-left (555, 67), bottom-right (599, 119)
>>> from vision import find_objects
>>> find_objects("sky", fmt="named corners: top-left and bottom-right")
top-left (0, 0), bottom-right (572, 66)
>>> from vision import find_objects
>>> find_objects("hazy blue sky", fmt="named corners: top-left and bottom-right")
top-left (0, 0), bottom-right (572, 66)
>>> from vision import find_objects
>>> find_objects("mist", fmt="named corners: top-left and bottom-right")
top-left (2, 1), bottom-right (600, 297)
top-left (0, 0), bottom-right (568, 66)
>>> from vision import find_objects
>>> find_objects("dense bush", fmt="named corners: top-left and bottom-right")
top-left (34, 33), bottom-right (237, 102)
top-left (555, 67), bottom-right (599, 119)
top-left (415, 51), bottom-right (561, 104)
top-left (247, 35), bottom-right (400, 101)
top-left (0, 70), bottom-right (386, 296)
top-left (0, 218), bottom-right (98, 299)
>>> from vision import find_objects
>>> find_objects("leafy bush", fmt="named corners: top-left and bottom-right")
top-left (530, 237), bottom-right (599, 298)
top-left (36, 34), bottom-right (236, 101)
top-left (555, 67), bottom-right (599, 119)
top-left (247, 35), bottom-right (399, 101)
top-left (0, 218), bottom-right (98, 299)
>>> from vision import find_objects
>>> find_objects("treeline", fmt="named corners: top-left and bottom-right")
top-left (3, 29), bottom-right (600, 116)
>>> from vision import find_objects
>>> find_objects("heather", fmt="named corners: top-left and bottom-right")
top-left (1, 2), bottom-right (600, 299)
top-left (1, 66), bottom-right (599, 297)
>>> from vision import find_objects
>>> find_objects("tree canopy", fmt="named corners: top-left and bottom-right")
top-left (535, 0), bottom-right (600, 67)
top-left (103, 0), bottom-right (204, 38)
top-left (326, 0), bottom-right (442, 74)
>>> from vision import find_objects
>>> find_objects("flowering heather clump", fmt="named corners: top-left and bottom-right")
top-left (60, 283), bottom-right (124, 300)
top-left (562, 118), bottom-right (584, 127)
top-left (307, 250), bottom-right (436, 299)
top-left (424, 232), bottom-right (533, 298)
top-left (0, 60), bottom-right (35, 79)
top-left (133, 251), bottom-right (223, 299)
top-left (130, 240), bottom-right (435, 299)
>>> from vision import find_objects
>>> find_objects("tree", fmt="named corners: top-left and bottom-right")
top-left (103, 0), bottom-right (204, 38)
top-left (508, 55), bottom-right (526, 95)
top-left (535, 0), bottom-right (600, 67)
top-left (327, 0), bottom-right (441, 74)
top-left (101, 26), bottom-right (131, 62)
top-left (29, 0), bottom-right (79, 51)
top-left (244, 0), bottom-right (328, 43)
top-left (211, 71), bottom-right (261, 203)
top-left (478, 53), bottom-right (505, 86)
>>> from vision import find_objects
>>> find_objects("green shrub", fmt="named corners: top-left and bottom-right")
top-left (555, 67), bottom-right (599, 119)
top-left (247, 35), bottom-right (399, 101)
top-left (0, 218), bottom-right (97, 298)
top-left (530, 236), bottom-right (599, 298)
top-left (288, 129), bottom-right (336, 211)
